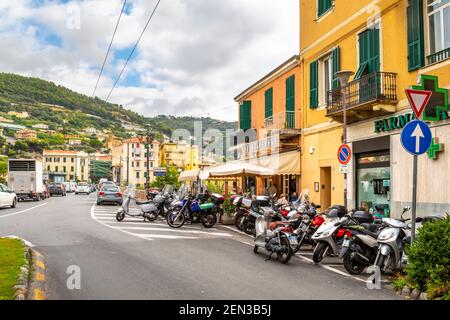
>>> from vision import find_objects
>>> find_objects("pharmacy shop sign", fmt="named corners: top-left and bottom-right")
top-left (373, 111), bottom-right (449, 134)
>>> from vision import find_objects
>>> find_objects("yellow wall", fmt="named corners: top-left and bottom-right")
top-left (160, 143), bottom-right (199, 170)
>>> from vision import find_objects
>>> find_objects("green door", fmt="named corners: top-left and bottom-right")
top-left (286, 75), bottom-right (295, 128)
top-left (356, 28), bottom-right (380, 103)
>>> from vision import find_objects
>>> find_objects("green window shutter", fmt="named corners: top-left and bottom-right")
top-left (265, 88), bottom-right (273, 119)
top-left (286, 75), bottom-right (295, 112)
top-left (239, 101), bottom-right (252, 131)
top-left (407, 0), bottom-right (425, 71)
top-left (309, 61), bottom-right (318, 109)
top-left (332, 46), bottom-right (340, 89)
top-left (318, 0), bottom-right (333, 17)
top-left (358, 28), bottom-right (380, 74)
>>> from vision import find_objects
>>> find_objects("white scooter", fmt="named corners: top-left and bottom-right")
top-left (116, 186), bottom-right (159, 222)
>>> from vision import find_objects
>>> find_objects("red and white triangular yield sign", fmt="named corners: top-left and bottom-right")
top-left (405, 89), bottom-right (432, 119)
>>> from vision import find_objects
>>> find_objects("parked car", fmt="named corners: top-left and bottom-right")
top-left (97, 185), bottom-right (123, 206)
top-left (48, 183), bottom-right (67, 197)
top-left (0, 183), bottom-right (17, 208)
top-left (75, 182), bottom-right (91, 195)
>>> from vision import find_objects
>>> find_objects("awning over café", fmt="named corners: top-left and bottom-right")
top-left (256, 150), bottom-right (300, 175)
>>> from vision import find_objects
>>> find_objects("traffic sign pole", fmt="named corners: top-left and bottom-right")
top-left (411, 155), bottom-right (418, 242)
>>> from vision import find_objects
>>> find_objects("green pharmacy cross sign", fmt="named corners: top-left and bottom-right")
top-left (413, 75), bottom-right (449, 121)
top-left (428, 137), bottom-right (444, 160)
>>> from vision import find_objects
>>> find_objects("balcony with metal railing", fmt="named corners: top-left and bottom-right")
top-left (263, 111), bottom-right (301, 138)
top-left (427, 47), bottom-right (450, 65)
top-left (326, 71), bottom-right (398, 123)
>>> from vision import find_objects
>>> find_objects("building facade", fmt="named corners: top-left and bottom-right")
top-left (15, 129), bottom-right (37, 140)
top-left (159, 141), bottom-right (199, 171)
top-left (111, 137), bottom-right (160, 188)
top-left (300, 0), bottom-right (449, 217)
top-left (234, 55), bottom-right (302, 197)
top-left (43, 150), bottom-right (90, 182)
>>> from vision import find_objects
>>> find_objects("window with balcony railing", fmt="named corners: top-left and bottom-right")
top-left (326, 72), bottom-right (397, 115)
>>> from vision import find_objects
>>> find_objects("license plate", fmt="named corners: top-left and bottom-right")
top-left (289, 236), bottom-right (298, 245)
top-left (342, 239), bottom-right (350, 248)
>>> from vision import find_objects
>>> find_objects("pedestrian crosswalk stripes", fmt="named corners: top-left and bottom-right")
top-left (90, 204), bottom-right (233, 241)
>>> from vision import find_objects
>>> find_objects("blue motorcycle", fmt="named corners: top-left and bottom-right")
top-left (166, 192), bottom-right (224, 229)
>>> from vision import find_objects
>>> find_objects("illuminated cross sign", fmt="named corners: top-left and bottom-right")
top-left (413, 75), bottom-right (449, 122)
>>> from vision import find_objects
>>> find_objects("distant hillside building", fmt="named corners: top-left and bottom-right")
top-left (0, 116), bottom-right (13, 123)
top-left (43, 150), bottom-right (90, 182)
top-left (15, 129), bottom-right (37, 140)
top-left (8, 111), bottom-right (29, 119)
top-left (84, 127), bottom-right (97, 134)
top-left (68, 139), bottom-right (82, 146)
top-left (32, 123), bottom-right (49, 130)
top-left (111, 137), bottom-right (160, 188)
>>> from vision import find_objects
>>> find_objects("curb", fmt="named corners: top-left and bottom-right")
top-left (12, 246), bottom-right (31, 300)
top-left (27, 249), bottom-right (48, 300)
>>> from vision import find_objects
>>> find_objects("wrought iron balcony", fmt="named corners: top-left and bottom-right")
top-left (427, 47), bottom-right (450, 65)
top-left (326, 72), bottom-right (397, 123)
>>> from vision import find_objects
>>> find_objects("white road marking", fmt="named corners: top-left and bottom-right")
top-left (0, 202), bottom-right (49, 219)
top-left (113, 226), bottom-right (232, 237)
top-left (90, 203), bottom-right (154, 241)
top-left (91, 204), bottom-right (230, 240)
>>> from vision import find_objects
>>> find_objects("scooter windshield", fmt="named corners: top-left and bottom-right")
top-left (123, 185), bottom-right (136, 198)
top-left (293, 189), bottom-right (310, 212)
top-left (177, 185), bottom-right (188, 201)
top-left (162, 184), bottom-right (174, 195)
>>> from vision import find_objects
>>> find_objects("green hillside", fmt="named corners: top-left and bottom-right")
top-left (0, 73), bottom-right (237, 157)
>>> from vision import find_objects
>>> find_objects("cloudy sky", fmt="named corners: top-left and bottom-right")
top-left (0, 0), bottom-right (299, 121)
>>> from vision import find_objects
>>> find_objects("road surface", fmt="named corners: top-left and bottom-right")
top-left (0, 193), bottom-right (398, 300)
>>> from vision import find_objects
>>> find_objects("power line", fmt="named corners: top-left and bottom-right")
top-left (92, 0), bottom-right (128, 98)
top-left (105, 0), bottom-right (162, 103)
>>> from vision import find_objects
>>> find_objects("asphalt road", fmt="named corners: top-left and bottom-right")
top-left (0, 193), bottom-right (399, 300)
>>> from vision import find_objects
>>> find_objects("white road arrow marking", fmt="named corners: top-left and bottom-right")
top-left (411, 124), bottom-right (424, 153)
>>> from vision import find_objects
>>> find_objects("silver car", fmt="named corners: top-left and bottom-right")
top-left (97, 185), bottom-right (123, 206)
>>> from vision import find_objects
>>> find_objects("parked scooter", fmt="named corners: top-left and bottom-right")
top-left (116, 186), bottom-right (161, 222)
top-left (232, 194), bottom-right (252, 231)
top-left (253, 207), bottom-right (292, 263)
top-left (340, 216), bottom-right (384, 275)
top-left (373, 206), bottom-right (417, 273)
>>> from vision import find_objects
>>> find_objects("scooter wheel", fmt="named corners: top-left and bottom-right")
top-left (146, 213), bottom-right (157, 222)
top-left (312, 242), bottom-right (328, 264)
top-left (116, 212), bottom-right (125, 222)
top-left (253, 245), bottom-right (259, 254)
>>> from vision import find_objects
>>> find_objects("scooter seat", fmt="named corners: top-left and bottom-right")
top-left (136, 200), bottom-right (153, 205)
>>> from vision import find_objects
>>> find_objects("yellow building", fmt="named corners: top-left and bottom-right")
top-left (234, 55), bottom-right (302, 197)
top-left (300, 0), bottom-right (450, 216)
top-left (111, 137), bottom-right (160, 188)
top-left (43, 150), bottom-right (90, 182)
top-left (15, 129), bottom-right (37, 140)
top-left (159, 141), bottom-right (199, 171)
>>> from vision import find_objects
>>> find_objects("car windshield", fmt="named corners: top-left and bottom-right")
top-left (102, 186), bottom-right (119, 192)
top-left (79, 183), bottom-right (88, 186)
top-left (50, 184), bottom-right (61, 187)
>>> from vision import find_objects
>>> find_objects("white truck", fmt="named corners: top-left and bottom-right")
top-left (8, 159), bottom-right (44, 201)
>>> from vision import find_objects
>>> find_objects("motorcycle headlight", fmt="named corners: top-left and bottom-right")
top-left (379, 230), bottom-right (396, 241)
top-left (322, 231), bottom-right (331, 237)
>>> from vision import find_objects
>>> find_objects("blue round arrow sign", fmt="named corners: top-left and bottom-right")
top-left (401, 120), bottom-right (432, 156)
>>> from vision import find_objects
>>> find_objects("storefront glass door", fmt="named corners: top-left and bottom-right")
top-left (356, 151), bottom-right (391, 217)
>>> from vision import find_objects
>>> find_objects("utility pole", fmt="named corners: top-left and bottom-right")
top-left (146, 125), bottom-right (152, 192)
top-left (336, 71), bottom-right (354, 209)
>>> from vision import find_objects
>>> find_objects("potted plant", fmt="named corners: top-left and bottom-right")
top-left (220, 198), bottom-right (235, 225)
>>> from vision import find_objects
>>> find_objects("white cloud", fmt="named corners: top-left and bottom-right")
top-left (0, 0), bottom-right (299, 122)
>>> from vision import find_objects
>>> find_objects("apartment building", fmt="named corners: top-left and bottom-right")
top-left (43, 150), bottom-right (90, 182)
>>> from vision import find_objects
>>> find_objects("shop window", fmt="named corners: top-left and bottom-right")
top-left (356, 151), bottom-right (391, 218)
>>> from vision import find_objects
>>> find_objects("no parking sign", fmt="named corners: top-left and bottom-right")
top-left (337, 144), bottom-right (352, 165)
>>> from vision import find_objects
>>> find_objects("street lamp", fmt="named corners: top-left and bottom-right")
top-left (335, 70), bottom-right (354, 209)
top-left (146, 124), bottom-right (153, 192)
